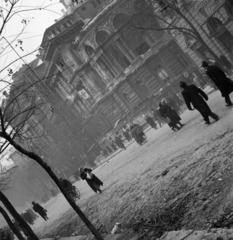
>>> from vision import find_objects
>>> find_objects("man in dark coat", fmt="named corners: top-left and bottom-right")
top-left (180, 81), bottom-right (219, 124)
top-left (201, 61), bottom-right (233, 106)
top-left (32, 202), bottom-right (48, 221)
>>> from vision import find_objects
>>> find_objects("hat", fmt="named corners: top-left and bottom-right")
top-left (180, 81), bottom-right (187, 88)
top-left (201, 61), bottom-right (208, 67)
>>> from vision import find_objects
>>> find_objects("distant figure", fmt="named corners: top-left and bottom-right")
top-left (59, 178), bottom-right (79, 200)
top-left (122, 125), bottom-right (132, 142)
top-left (109, 137), bottom-right (118, 151)
top-left (130, 124), bottom-right (147, 146)
top-left (104, 144), bottom-right (113, 154)
top-left (114, 134), bottom-right (126, 150)
top-left (80, 168), bottom-right (103, 193)
top-left (151, 107), bottom-right (163, 127)
top-left (60, 178), bottom-right (73, 191)
top-left (180, 81), bottom-right (219, 125)
top-left (202, 61), bottom-right (233, 107)
top-left (158, 102), bottom-right (184, 131)
top-left (32, 202), bottom-right (48, 221)
top-left (145, 115), bottom-right (157, 130)
top-left (166, 95), bottom-right (180, 114)
top-left (102, 148), bottom-right (109, 158)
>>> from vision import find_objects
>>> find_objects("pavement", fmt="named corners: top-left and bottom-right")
top-left (42, 233), bottom-right (139, 240)
top-left (160, 228), bottom-right (233, 240)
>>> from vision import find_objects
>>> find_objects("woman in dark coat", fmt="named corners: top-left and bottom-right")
top-left (202, 61), bottom-right (233, 106)
top-left (80, 168), bottom-right (103, 193)
top-left (158, 102), bottom-right (184, 131)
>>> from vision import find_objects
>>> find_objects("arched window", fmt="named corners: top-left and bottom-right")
top-left (85, 45), bottom-right (94, 57)
top-left (206, 16), bottom-right (223, 33)
top-left (96, 31), bottom-right (109, 45)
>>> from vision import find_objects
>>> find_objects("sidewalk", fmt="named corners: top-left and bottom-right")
top-left (42, 233), bottom-right (138, 240)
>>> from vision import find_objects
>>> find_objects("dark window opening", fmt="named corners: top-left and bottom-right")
top-left (218, 30), bottom-right (233, 50)
top-left (135, 42), bottom-right (150, 55)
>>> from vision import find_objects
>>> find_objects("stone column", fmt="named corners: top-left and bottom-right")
top-left (91, 60), bottom-right (109, 86)
top-left (115, 37), bottom-right (136, 62)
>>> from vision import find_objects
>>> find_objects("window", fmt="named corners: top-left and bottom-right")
top-left (91, 1), bottom-right (97, 7)
top-left (218, 30), bottom-right (233, 50)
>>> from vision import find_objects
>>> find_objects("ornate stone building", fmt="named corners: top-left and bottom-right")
top-left (167, 0), bottom-right (233, 70)
top-left (14, 0), bottom-right (213, 171)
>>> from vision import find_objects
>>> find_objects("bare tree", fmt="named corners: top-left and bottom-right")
top-left (131, 0), bottom-right (229, 65)
top-left (0, 1), bottom-right (103, 239)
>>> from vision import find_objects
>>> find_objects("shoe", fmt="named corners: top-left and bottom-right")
top-left (205, 121), bottom-right (211, 125)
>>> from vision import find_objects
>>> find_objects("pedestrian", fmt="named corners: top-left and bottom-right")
top-left (151, 107), bottom-right (163, 127)
top-left (80, 167), bottom-right (103, 193)
top-left (180, 81), bottom-right (219, 125)
top-left (114, 134), bottom-right (126, 150)
top-left (201, 60), bottom-right (233, 107)
top-left (109, 137), bottom-right (118, 151)
top-left (145, 115), bottom-right (157, 130)
top-left (105, 144), bottom-right (113, 154)
top-left (122, 125), bottom-right (132, 142)
top-left (102, 148), bottom-right (109, 158)
top-left (158, 102), bottom-right (184, 131)
top-left (130, 124), bottom-right (147, 145)
top-left (32, 202), bottom-right (48, 221)
top-left (60, 177), bottom-right (73, 190)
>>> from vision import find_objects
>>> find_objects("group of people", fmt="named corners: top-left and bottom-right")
top-left (179, 60), bottom-right (233, 125)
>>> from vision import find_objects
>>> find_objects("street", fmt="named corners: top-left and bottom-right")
top-left (34, 88), bottom-right (233, 238)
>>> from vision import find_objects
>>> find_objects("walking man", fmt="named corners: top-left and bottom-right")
top-left (32, 202), bottom-right (48, 221)
top-left (180, 81), bottom-right (219, 125)
top-left (201, 60), bottom-right (233, 107)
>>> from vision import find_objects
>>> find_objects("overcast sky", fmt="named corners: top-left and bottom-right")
top-left (0, 0), bottom-right (64, 85)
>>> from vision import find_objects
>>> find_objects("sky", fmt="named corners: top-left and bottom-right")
top-left (0, 0), bottom-right (65, 89)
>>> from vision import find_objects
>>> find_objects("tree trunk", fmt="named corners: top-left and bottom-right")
top-left (3, 133), bottom-right (103, 240)
top-left (0, 206), bottom-right (25, 240)
top-left (0, 191), bottom-right (39, 240)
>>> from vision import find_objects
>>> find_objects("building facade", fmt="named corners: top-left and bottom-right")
top-left (12, 0), bottom-right (232, 175)
top-left (39, 0), bottom-right (201, 150)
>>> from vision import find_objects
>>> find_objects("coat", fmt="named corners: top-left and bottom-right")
top-left (206, 65), bottom-right (233, 97)
top-left (80, 168), bottom-right (103, 193)
top-left (146, 116), bottom-right (157, 128)
top-left (32, 203), bottom-right (46, 215)
top-left (159, 105), bottom-right (181, 123)
top-left (181, 84), bottom-right (209, 111)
